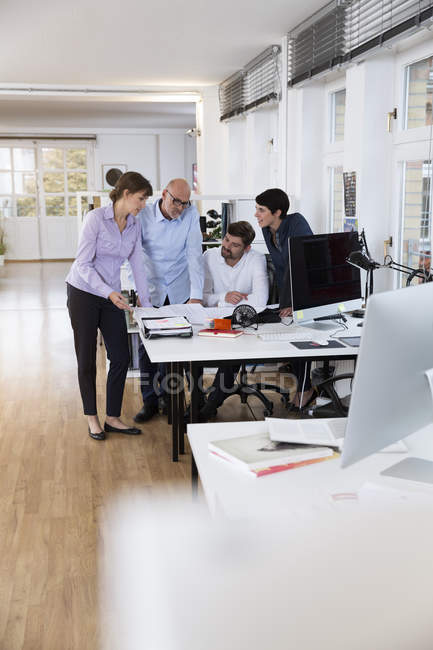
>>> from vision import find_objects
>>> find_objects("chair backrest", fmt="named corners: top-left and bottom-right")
top-left (265, 254), bottom-right (279, 305)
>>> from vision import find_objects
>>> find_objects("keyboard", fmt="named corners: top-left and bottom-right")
top-left (258, 327), bottom-right (316, 342)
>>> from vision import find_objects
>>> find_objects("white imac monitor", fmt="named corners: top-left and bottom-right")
top-left (341, 281), bottom-right (433, 471)
top-left (283, 232), bottom-right (362, 323)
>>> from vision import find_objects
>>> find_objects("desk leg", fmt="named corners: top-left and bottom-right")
top-left (167, 390), bottom-right (172, 426)
top-left (170, 361), bottom-right (179, 462)
top-left (189, 361), bottom-right (202, 495)
top-left (189, 361), bottom-right (202, 423)
top-left (178, 362), bottom-right (185, 455)
top-left (191, 454), bottom-right (198, 496)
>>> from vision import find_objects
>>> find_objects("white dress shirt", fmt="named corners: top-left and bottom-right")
top-left (203, 246), bottom-right (269, 308)
top-left (137, 200), bottom-right (204, 306)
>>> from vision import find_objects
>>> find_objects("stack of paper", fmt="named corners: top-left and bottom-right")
top-left (266, 417), bottom-right (347, 449)
top-left (141, 316), bottom-right (193, 338)
top-left (208, 432), bottom-right (336, 478)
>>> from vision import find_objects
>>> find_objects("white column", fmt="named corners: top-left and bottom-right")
top-left (286, 83), bottom-right (325, 232)
top-left (344, 54), bottom-right (394, 292)
top-left (195, 86), bottom-right (228, 203)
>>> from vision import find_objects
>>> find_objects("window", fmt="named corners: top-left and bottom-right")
top-left (0, 144), bottom-right (89, 220)
top-left (329, 166), bottom-right (344, 232)
top-left (404, 55), bottom-right (433, 129)
top-left (42, 146), bottom-right (88, 217)
top-left (330, 89), bottom-right (346, 142)
top-left (401, 160), bottom-right (431, 281)
top-left (0, 146), bottom-right (37, 218)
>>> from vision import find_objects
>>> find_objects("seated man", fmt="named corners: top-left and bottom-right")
top-left (200, 221), bottom-right (269, 419)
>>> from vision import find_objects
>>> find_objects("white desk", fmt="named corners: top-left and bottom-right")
top-left (187, 420), bottom-right (433, 517)
top-left (142, 318), bottom-right (361, 364)
top-left (139, 318), bottom-right (361, 461)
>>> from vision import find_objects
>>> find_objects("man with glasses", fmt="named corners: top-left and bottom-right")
top-left (134, 178), bottom-right (204, 422)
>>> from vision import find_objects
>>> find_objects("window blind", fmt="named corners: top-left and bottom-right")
top-left (243, 46), bottom-right (281, 112)
top-left (344, 0), bottom-right (433, 59)
top-left (288, 0), bottom-right (433, 86)
top-left (218, 71), bottom-right (245, 122)
top-left (288, 2), bottom-right (346, 86)
top-left (219, 46), bottom-right (281, 121)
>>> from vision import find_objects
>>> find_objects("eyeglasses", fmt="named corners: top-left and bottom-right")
top-left (166, 189), bottom-right (191, 209)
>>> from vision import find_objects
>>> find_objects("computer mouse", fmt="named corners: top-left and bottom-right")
top-left (311, 339), bottom-right (329, 346)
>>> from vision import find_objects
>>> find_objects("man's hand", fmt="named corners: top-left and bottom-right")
top-left (188, 299), bottom-right (203, 304)
top-left (279, 307), bottom-right (293, 318)
top-left (109, 291), bottom-right (132, 311)
top-left (225, 291), bottom-right (248, 305)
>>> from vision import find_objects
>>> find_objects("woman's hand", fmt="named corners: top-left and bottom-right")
top-left (279, 307), bottom-right (293, 318)
top-left (109, 291), bottom-right (132, 311)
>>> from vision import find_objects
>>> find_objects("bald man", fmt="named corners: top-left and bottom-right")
top-left (134, 178), bottom-right (204, 422)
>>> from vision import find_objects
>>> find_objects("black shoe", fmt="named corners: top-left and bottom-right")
top-left (104, 422), bottom-right (142, 435)
top-left (134, 401), bottom-right (159, 423)
top-left (88, 426), bottom-right (106, 441)
top-left (184, 402), bottom-right (218, 424)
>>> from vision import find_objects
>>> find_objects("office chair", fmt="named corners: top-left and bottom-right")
top-left (215, 254), bottom-right (291, 416)
top-left (306, 364), bottom-right (353, 418)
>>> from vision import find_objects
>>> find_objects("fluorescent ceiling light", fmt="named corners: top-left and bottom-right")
top-left (0, 85), bottom-right (201, 102)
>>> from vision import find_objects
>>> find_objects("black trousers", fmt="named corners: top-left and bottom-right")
top-left (66, 283), bottom-right (130, 416)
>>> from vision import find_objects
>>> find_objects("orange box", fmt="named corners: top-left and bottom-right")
top-left (213, 318), bottom-right (232, 330)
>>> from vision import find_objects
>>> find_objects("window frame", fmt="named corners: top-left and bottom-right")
top-left (330, 88), bottom-right (346, 144)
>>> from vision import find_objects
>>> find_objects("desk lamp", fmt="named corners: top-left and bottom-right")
top-left (347, 248), bottom-right (431, 301)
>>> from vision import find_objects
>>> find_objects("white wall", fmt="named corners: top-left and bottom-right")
top-left (94, 130), bottom-right (195, 192)
top-left (196, 87), bottom-right (279, 198)
top-left (95, 133), bottom-right (159, 189)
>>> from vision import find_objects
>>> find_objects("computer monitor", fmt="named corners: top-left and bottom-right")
top-left (341, 281), bottom-right (433, 471)
top-left (281, 232), bottom-right (362, 323)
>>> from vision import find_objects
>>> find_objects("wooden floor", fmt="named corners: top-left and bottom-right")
top-left (0, 261), bottom-right (291, 649)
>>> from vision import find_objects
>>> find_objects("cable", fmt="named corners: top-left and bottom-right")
top-left (298, 361), bottom-right (308, 413)
top-left (329, 320), bottom-right (349, 339)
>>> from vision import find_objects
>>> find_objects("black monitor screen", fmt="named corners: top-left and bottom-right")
top-left (282, 232), bottom-right (361, 311)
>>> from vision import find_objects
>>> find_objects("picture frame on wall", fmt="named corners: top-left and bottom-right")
top-left (102, 164), bottom-right (127, 191)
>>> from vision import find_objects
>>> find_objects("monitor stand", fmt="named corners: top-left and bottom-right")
top-left (300, 320), bottom-right (335, 332)
top-left (380, 457), bottom-right (433, 485)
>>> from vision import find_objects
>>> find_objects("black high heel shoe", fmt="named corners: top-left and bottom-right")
top-left (88, 426), bottom-right (106, 441)
top-left (104, 422), bottom-right (141, 435)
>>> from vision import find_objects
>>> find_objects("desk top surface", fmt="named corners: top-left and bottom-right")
top-left (140, 317), bottom-right (362, 363)
top-left (187, 420), bottom-right (433, 519)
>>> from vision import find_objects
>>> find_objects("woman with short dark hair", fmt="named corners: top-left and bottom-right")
top-left (255, 188), bottom-right (314, 409)
top-left (66, 171), bottom-right (153, 440)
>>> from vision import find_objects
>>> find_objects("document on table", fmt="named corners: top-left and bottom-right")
top-left (134, 304), bottom-right (205, 325)
top-left (134, 304), bottom-right (237, 326)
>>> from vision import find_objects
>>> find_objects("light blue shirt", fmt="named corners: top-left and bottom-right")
top-left (66, 205), bottom-right (151, 306)
top-left (137, 199), bottom-right (204, 306)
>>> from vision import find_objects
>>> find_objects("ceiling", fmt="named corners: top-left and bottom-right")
top-left (0, 0), bottom-right (327, 128)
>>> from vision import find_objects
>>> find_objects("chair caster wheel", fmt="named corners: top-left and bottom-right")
top-left (263, 409), bottom-right (273, 417)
